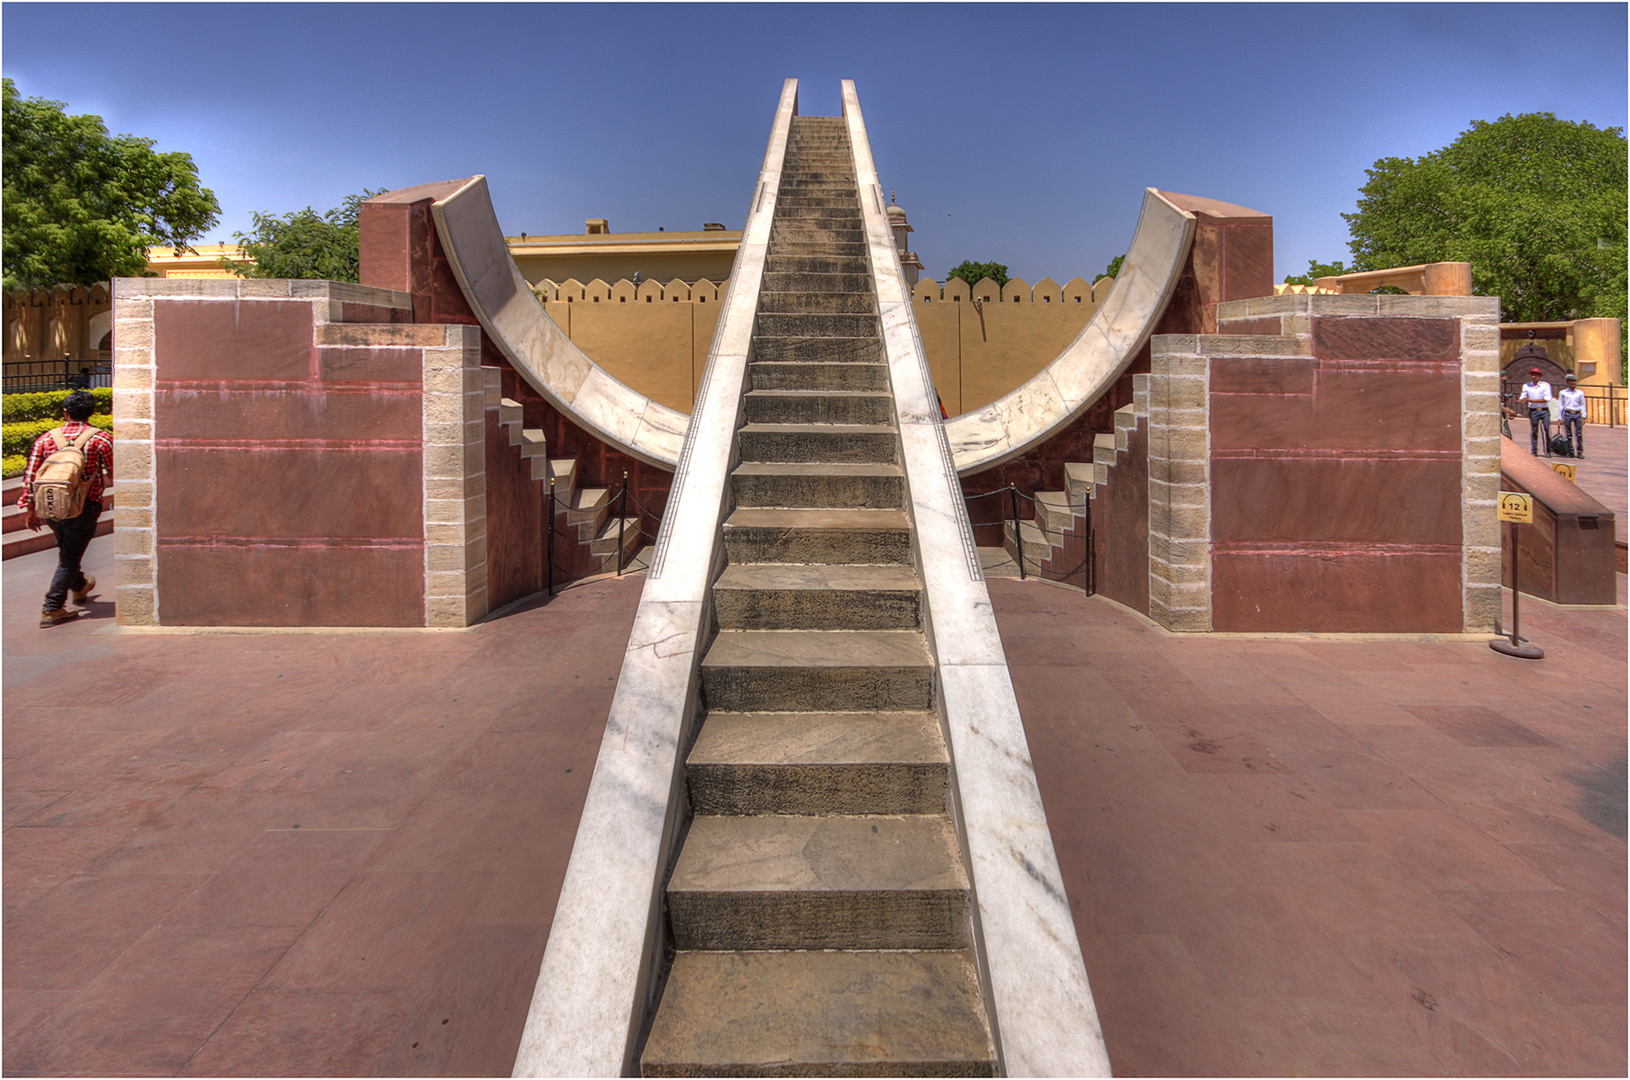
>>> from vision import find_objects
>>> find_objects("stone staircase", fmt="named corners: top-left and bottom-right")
top-left (640, 116), bottom-right (997, 1076)
top-left (491, 383), bottom-right (641, 576)
top-left (1, 475), bottom-right (115, 561)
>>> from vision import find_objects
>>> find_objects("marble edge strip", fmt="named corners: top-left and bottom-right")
top-left (508, 78), bottom-right (797, 1079)
top-left (429, 176), bottom-right (686, 471)
top-left (842, 79), bottom-right (1113, 1079)
top-left (946, 188), bottom-right (1196, 477)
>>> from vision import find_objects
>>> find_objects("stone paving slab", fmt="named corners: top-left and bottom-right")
top-left (989, 574), bottom-right (1626, 1078)
top-left (4, 532), bottom-right (1624, 1076)
top-left (3, 537), bottom-right (638, 1077)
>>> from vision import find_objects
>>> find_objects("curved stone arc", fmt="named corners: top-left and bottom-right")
top-left (945, 188), bottom-right (1197, 475)
top-left (427, 176), bottom-right (688, 470)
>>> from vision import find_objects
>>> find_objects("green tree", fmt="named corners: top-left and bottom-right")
top-left (945, 260), bottom-right (1009, 290)
top-left (228, 190), bottom-right (384, 283)
top-left (1340, 113), bottom-right (1626, 326)
top-left (1282, 259), bottom-right (1351, 286)
top-left (2, 78), bottom-right (219, 291)
top-left (1100, 253), bottom-right (1125, 281)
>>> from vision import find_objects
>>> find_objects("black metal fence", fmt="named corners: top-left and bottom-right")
top-left (543, 471), bottom-right (664, 595)
top-left (3, 360), bottom-right (113, 395)
top-left (966, 483), bottom-right (1094, 593)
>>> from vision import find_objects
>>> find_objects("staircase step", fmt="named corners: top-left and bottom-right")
top-left (2, 505), bottom-right (114, 560)
top-left (668, 814), bottom-right (968, 949)
top-left (713, 562), bottom-right (919, 628)
top-left (722, 507), bottom-right (912, 564)
top-left (1035, 489), bottom-right (1086, 537)
top-left (701, 629), bottom-right (933, 712)
top-left (518, 428), bottom-right (547, 458)
top-left (756, 313), bottom-right (876, 338)
top-left (738, 423), bottom-right (896, 465)
top-left (499, 396), bottom-right (523, 428)
top-left (1004, 517), bottom-right (1055, 565)
top-left (548, 458), bottom-right (577, 505)
top-left (591, 516), bottom-right (640, 557)
top-left (687, 710), bottom-right (947, 815)
top-left (765, 254), bottom-right (870, 276)
top-left (750, 361), bottom-right (888, 393)
top-left (1064, 461), bottom-right (1094, 506)
top-left (766, 240), bottom-right (868, 259)
top-left (752, 336), bottom-right (882, 365)
top-left (743, 389), bottom-right (893, 427)
top-left (641, 950), bottom-right (996, 1077)
top-left (731, 461), bottom-right (902, 511)
top-left (761, 272), bottom-right (873, 294)
top-left (758, 291), bottom-right (875, 315)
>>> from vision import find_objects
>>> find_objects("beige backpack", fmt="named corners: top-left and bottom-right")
top-left (32, 426), bottom-right (98, 521)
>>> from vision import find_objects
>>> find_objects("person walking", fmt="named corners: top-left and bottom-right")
top-left (19, 390), bottom-right (113, 627)
top-left (1518, 368), bottom-right (1554, 456)
top-left (1558, 373), bottom-right (1587, 458)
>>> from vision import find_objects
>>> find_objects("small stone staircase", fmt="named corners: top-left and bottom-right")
top-left (491, 384), bottom-right (641, 576)
top-left (997, 402), bottom-right (1142, 585)
top-left (640, 116), bottom-right (997, 1076)
top-left (1, 475), bottom-right (115, 561)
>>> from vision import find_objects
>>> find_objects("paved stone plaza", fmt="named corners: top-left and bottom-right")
top-left (4, 429), bottom-right (1625, 1075)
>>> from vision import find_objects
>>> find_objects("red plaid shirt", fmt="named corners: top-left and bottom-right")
top-left (19, 421), bottom-right (114, 512)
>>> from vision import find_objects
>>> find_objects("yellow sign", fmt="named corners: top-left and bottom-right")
top-left (1498, 491), bottom-right (1533, 524)
top-left (1552, 461), bottom-right (1577, 483)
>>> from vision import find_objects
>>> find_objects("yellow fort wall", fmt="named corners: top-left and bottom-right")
top-left (529, 274), bottom-right (1115, 415)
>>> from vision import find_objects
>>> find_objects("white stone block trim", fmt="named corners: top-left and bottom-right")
top-left (847, 79), bottom-right (1112, 1078)
top-left (421, 326), bottom-right (488, 628)
top-left (1147, 340), bottom-right (1212, 632)
top-left (509, 77), bottom-right (797, 1079)
top-left (111, 282), bottom-right (158, 626)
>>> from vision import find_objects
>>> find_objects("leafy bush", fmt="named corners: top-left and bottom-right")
top-left (2, 387), bottom-right (112, 422)
top-left (2, 413), bottom-right (111, 456)
top-left (2, 454), bottom-right (25, 478)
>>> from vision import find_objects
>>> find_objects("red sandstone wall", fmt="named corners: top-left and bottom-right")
top-left (1208, 316), bottom-right (1465, 632)
top-left (1095, 418), bottom-right (1151, 615)
top-left (153, 297), bottom-right (426, 626)
top-left (361, 187), bottom-right (674, 605)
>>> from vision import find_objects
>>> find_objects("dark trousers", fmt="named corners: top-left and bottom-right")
top-left (43, 501), bottom-right (101, 611)
top-left (1563, 414), bottom-right (1584, 455)
top-left (1529, 408), bottom-right (1551, 454)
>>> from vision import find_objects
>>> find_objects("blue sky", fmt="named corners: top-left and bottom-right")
top-left (4, 2), bottom-right (1626, 285)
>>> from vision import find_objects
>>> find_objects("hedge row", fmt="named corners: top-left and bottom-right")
top-left (2, 454), bottom-right (25, 479)
top-left (1, 387), bottom-right (113, 423)
top-left (2, 414), bottom-right (113, 457)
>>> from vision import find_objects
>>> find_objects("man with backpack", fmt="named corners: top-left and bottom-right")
top-left (19, 390), bottom-right (113, 627)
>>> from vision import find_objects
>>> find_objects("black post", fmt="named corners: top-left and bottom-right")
top-left (1009, 484), bottom-right (1025, 580)
top-left (546, 477), bottom-right (555, 596)
top-left (1084, 498), bottom-right (1093, 596)
top-left (617, 472), bottom-right (628, 576)
top-left (1490, 517), bottom-right (1544, 659)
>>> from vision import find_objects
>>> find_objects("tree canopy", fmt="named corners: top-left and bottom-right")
top-left (228, 190), bottom-right (383, 283)
top-left (2, 78), bottom-right (220, 291)
top-left (945, 260), bottom-right (1009, 290)
top-left (1100, 254), bottom-right (1125, 281)
top-left (1317, 113), bottom-right (1626, 325)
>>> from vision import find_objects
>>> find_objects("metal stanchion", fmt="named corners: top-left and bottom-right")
top-left (617, 472), bottom-right (628, 576)
top-left (1490, 505), bottom-right (1543, 660)
top-left (1009, 484), bottom-right (1025, 580)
